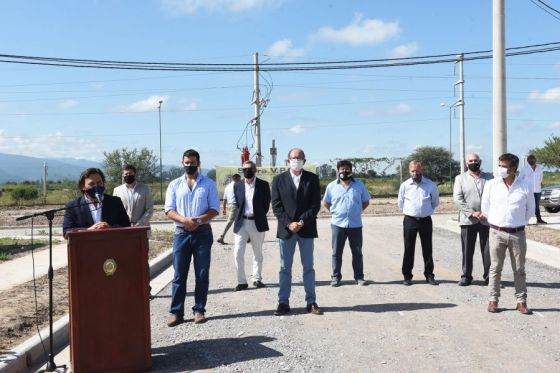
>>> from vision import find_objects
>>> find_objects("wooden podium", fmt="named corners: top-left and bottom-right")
top-left (67, 227), bottom-right (152, 372)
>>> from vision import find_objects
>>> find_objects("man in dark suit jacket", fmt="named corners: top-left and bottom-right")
top-left (63, 168), bottom-right (130, 238)
top-left (232, 160), bottom-right (271, 291)
top-left (271, 148), bottom-right (323, 316)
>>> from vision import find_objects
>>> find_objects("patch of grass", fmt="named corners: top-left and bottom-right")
top-left (0, 252), bottom-right (13, 261)
top-left (0, 238), bottom-right (58, 261)
top-left (36, 229), bottom-right (48, 236)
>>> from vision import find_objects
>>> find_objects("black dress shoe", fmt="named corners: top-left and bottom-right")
top-left (458, 278), bottom-right (472, 286)
top-left (253, 280), bottom-right (266, 288)
top-left (426, 276), bottom-right (439, 286)
top-left (403, 279), bottom-right (413, 286)
top-left (274, 303), bottom-right (290, 316)
top-left (235, 283), bottom-right (249, 291)
top-left (306, 302), bottom-right (323, 315)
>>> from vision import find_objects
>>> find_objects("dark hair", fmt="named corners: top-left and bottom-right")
top-left (122, 164), bottom-right (137, 173)
top-left (526, 154), bottom-right (536, 161)
top-left (183, 149), bottom-right (200, 163)
top-left (232, 173), bottom-right (241, 180)
top-left (336, 159), bottom-right (352, 171)
top-left (242, 160), bottom-right (256, 169)
top-left (78, 168), bottom-right (105, 190)
top-left (498, 153), bottom-right (519, 169)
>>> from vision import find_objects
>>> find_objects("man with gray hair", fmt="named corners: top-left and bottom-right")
top-left (453, 153), bottom-right (493, 286)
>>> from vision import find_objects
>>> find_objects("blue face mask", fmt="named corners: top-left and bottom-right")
top-left (84, 185), bottom-right (105, 199)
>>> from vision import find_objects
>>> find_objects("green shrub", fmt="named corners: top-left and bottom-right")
top-left (10, 187), bottom-right (39, 202)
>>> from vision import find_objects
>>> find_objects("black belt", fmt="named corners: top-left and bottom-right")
top-left (243, 216), bottom-right (255, 220)
top-left (176, 224), bottom-right (211, 232)
top-left (490, 224), bottom-right (524, 233)
top-left (405, 215), bottom-right (430, 221)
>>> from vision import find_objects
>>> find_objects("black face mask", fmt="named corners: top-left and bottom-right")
top-left (528, 160), bottom-right (536, 166)
top-left (84, 185), bottom-right (105, 199)
top-left (467, 162), bottom-right (481, 172)
top-left (243, 169), bottom-right (255, 179)
top-left (412, 174), bottom-right (422, 182)
top-left (123, 175), bottom-right (136, 184)
top-left (339, 171), bottom-right (352, 181)
top-left (184, 165), bottom-right (198, 175)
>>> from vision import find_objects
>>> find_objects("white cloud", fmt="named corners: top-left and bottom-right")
top-left (162, 0), bottom-right (281, 14)
top-left (388, 42), bottom-right (418, 58)
top-left (60, 99), bottom-right (77, 109)
top-left (314, 14), bottom-right (400, 46)
top-left (392, 103), bottom-right (412, 113)
top-left (0, 131), bottom-right (104, 159)
top-left (528, 86), bottom-right (560, 103)
top-left (507, 103), bottom-right (524, 113)
top-left (120, 95), bottom-right (169, 113)
top-left (362, 144), bottom-right (375, 154)
top-left (266, 39), bottom-right (305, 59)
top-left (287, 125), bottom-right (305, 134)
top-left (550, 122), bottom-right (560, 129)
top-left (184, 102), bottom-right (198, 111)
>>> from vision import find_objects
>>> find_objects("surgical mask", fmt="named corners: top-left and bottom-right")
top-left (84, 185), bottom-right (105, 199)
top-left (467, 163), bottom-right (481, 172)
top-left (289, 159), bottom-right (304, 171)
top-left (498, 167), bottom-right (509, 179)
top-left (184, 165), bottom-right (198, 175)
top-left (339, 171), bottom-right (352, 181)
top-left (243, 169), bottom-right (255, 179)
top-left (123, 175), bottom-right (136, 184)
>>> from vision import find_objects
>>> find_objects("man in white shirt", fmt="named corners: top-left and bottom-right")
top-left (519, 154), bottom-right (546, 224)
top-left (217, 173), bottom-right (241, 244)
top-left (481, 153), bottom-right (534, 315)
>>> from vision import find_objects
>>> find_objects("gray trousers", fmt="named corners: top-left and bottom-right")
top-left (488, 229), bottom-right (527, 303)
top-left (219, 204), bottom-right (238, 239)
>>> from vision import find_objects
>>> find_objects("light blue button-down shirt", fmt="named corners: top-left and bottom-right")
top-left (323, 178), bottom-right (371, 228)
top-left (164, 174), bottom-right (221, 227)
top-left (398, 177), bottom-right (439, 218)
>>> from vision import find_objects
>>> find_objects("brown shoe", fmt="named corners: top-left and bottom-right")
top-left (487, 301), bottom-right (499, 313)
top-left (167, 314), bottom-right (183, 327)
top-left (193, 311), bottom-right (207, 324)
top-left (306, 303), bottom-right (324, 315)
top-left (516, 302), bottom-right (533, 315)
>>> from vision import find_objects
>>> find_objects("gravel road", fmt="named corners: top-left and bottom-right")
top-left (148, 216), bottom-right (560, 372)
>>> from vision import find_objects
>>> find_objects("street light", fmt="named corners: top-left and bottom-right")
top-left (440, 102), bottom-right (456, 188)
top-left (158, 100), bottom-right (163, 201)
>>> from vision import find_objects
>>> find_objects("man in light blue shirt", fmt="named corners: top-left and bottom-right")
top-left (397, 160), bottom-right (440, 286)
top-left (165, 149), bottom-right (220, 327)
top-left (323, 160), bottom-right (371, 287)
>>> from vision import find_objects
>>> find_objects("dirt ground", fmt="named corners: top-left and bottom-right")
top-left (0, 197), bottom-right (558, 353)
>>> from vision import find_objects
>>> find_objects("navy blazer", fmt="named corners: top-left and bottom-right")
top-left (233, 177), bottom-right (271, 233)
top-left (62, 194), bottom-right (131, 237)
top-left (271, 170), bottom-right (321, 239)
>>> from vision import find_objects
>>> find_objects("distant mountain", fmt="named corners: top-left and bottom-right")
top-left (0, 153), bottom-right (102, 183)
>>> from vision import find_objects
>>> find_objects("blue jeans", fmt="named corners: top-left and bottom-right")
top-left (278, 234), bottom-right (316, 305)
top-left (331, 225), bottom-right (364, 281)
top-left (169, 228), bottom-right (213, 316)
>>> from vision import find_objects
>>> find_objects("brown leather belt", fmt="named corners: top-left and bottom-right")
top-left (176, 224), bottom-right (211, 232)
top-left (489, 224), bottom-right (524, 233)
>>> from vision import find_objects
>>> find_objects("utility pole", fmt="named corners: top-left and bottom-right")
top-left (455, 54), bottom-right (466, 172)
top-left (158, 100), bottom-right (163, 201)
top-left (270, 139), bottom-right (277, 166)
top-left (253, 52), bottom-right (262, 167)
top-left (493, 0), bottom-right (507, 175)
top-left (43, 161), bottom-right (48, 204)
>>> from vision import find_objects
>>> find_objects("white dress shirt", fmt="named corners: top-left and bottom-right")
top-left (85, 194), bottom-right (102, 224)
top-left (243, 179), bottom-right (255, 217)
top-left (397, 177), bottom-right (439, 217)
top-left (519, 164), bottom-right (544, 193)
top-left (481, 176), bottom-right (535, 228)
top-left (223, 181), bottom-right (236, 205)
top-left (290, 169), bottom-right (302, 189)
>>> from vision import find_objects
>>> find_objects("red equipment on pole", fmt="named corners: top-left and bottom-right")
top-left (241, 147), bottom-right (250, 165)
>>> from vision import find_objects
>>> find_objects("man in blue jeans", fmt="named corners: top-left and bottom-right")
top-left (165, 149), bottom-right (220, 327)
top-left (271, 148), bottom-right (323, 316)
top-left (322, 160), bottom-right (371, 287)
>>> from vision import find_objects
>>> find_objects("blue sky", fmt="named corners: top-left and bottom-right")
top-left (0, 0), bottom-right (559, 172)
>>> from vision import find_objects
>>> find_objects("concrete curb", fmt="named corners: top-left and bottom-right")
top-left (0, 248), bottom-right (173, 373)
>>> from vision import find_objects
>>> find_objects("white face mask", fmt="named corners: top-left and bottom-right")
top-left (289, 159), bottom-right (304, 171)
top-left (498, 166), bottom-right (509, 179)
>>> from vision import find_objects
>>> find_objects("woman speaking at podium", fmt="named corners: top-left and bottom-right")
top-left (63, 168), bottom-right (130, 238)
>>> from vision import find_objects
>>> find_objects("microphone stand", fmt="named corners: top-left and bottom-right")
top-left (16, 206), bottom-right (68, 372)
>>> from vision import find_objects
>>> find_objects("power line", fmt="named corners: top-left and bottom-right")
top-left (0, 42), bottom-right (559, 72)
top-left (530, 0), bottom-right (560, 21)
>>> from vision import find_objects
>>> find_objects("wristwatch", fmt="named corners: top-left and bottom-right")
top-left (196, 218), bottom-right (203, 224)
top-left (299, 219), bottom-right (304, 226)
